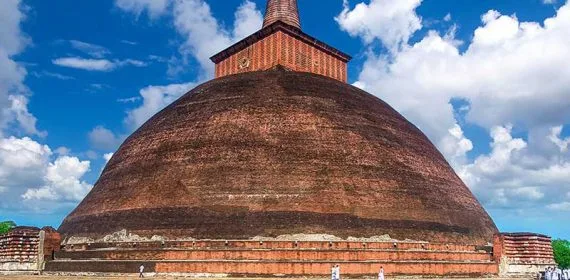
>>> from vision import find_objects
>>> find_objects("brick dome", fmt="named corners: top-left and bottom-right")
top-left (59, 68), bottom-right (497, 245)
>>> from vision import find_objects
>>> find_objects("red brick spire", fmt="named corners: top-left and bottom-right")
top-left (263, 0), bottom-right (301, 29)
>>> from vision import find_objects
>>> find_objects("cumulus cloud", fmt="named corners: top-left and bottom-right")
top-left (7, 95), bottom-right (46, 137)
top-left (336, 0), bottom-right (423, 52)
top-left (338, 1), bottom-right (570, 215)
top-left (111, 0), bottom-right (261, 134)
top-left (125, 82), bottom-right (195, 129)
top-left (341, 1), bottom-right (570, 161)
top-left (172, 0), bottom-right (262, 76)
top-left (116, 0), bottom-right (262, 77)
top-left (52, 57), bottom-right (147, 71)
top-left (22, 156), bottom-right (92, 202)
top-left (0, 0), bottom-right (44, 137)
top-left (549, 125), bottom-right (570, 152)
top-left (458, 126), bottom-right (570, 210)
top-left (0, 0), bottom-right (29, 56)
top-left (0, 137), bottom-right (92, 211)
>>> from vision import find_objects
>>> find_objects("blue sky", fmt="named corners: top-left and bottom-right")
top-left (1, 0), bottom-right (569, 240)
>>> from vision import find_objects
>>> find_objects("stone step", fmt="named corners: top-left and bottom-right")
top-left (55, 248), bottom-right (492, 262)
top-left (45, 259), bottom-right (498, 276)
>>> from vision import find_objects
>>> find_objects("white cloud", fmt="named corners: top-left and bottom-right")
top-left (0, 0), bottom-right (42, 138)
top-left (125, 82), bottom-right (195, 129)
top-left (117, 0), bottom-right (262, 77)
top-left (458, 126), bottom-right (569, 210)
top-left (547, 202), bottom-right (570, 211)
top-left (0, 137), bottom-right (51, 186)
top-left (103, 153), bottom-right (114, 163)
top-left (22, 156), bottom-right (92, 202)
top-left (336, 0), bottom-right (423, 52)
top-left (0, 0), bottom-right (29, 55)
top-left (117, 96), bottom-right (141, 103)
top-left (69, 40), bottom-right (111, 58)
top-left (543, 0), bottom-right (557, 4)
top-left (52, 58), bottom-right (115, 71)
top-left (439, 124), bottom-right (473, 167)
top-left (340, 2), bottom-right (570, 215)
top-left (0, 137), bottom-right (92, 211)
top-left (112, 0), bottom-right (262, 135)
top-left (172, 0), bottom-right (262, 76)
top-left (549, 125), bottom-right (570, 152)
top-left (32, 71), bottom-right (75, 80)
top-left (115, 0), bottom-right (170, 18)
top-left (7, 95), bottom-right (46, 137)
top-left (232, 0), bottom-right (264, 40)
top-left (343, 2), bottom-right (570, 164)
top-left (88, 126), bottom-right (123, 151)
top-left (52, 57), bottom-right (147, 71)
top-left (443, 13), bottom-right (452, 22)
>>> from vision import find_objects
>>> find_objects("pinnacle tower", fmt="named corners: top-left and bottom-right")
top-left (210, 0), bottom-right (350, 82)
top-left (263, 0), bottom-right (301, 29)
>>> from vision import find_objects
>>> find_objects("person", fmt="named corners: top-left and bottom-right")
top-left (335, 264), bottom-right (341, 280)
top-left (554, 267), bottom-right (562, 280)
top-left (139, 264), bottom-right (145, 278)
top-left (378, 266), bottom-right (385, 280)
top-left (331, 265), bottom-right (336, 280)
top-left (546, 267), bottom-right (552, 280)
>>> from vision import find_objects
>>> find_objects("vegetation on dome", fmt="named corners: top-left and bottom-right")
top-left (553, 239), bottom-right (570, 269)
top-left (0, 221), bottom-right (16, 235)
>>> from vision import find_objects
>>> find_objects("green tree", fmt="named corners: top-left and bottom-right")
top-left (553, 239), bottom-right (570, 269)
top-left (0, 221), bottom-right (16, 235)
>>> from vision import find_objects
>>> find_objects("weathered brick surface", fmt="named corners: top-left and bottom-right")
top-left (64, 240), bottom-right (479, 252)
top-left (59, 69), bottom-right (497, 245)
top-left (0, 227), bottom-right (40, 264)
top-left (494, 233), bottom-right (555, 265)
top-left (214, 28), bottom-right (348, 82)
top-left (55, 248), bottom-right (493, 262)
top-left (47, 239), bottom-right (498, 276)
top-left (0, 227), bottom-right (62, 272)
top-left (263, 0), bottom-right (300, 29)
top-left (46, 259), bottom-right (498, 276)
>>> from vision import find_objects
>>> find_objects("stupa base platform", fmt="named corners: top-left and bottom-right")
top-left (45, 240), bottom-right (499, 277)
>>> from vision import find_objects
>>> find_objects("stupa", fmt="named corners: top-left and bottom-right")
top-left (44, 0), bottom-right (556, 277)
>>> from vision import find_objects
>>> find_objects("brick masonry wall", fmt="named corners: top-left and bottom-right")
top-left (493, 233), bottom-right (555, 275)
top-left (215, 31), bottom-right (347, 82)
top-left (47, 240), bottom-right (498, 276)
top-left (0, 227), bottom-right (62, 272)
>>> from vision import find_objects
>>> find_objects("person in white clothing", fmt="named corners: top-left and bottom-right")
top-left (378, 266), bottom-right (385, 280)
top-left (554, 267), bottom-right (562, 280)
top-left (139, 264), bottom-right (145, 278)
top-left (546, 267), bottom-right (553, 280)
top-left (335, 264), bottom-right (341, 280)
top-left (331, 265), bottom-right (337, 280)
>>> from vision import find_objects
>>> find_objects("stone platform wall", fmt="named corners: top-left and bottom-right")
top-left (0, 227), bottom-right (61, 273)
top-left (494, 233), bottom-right (556, 276)
top-left (46, 240), bottom-right (498, 276)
